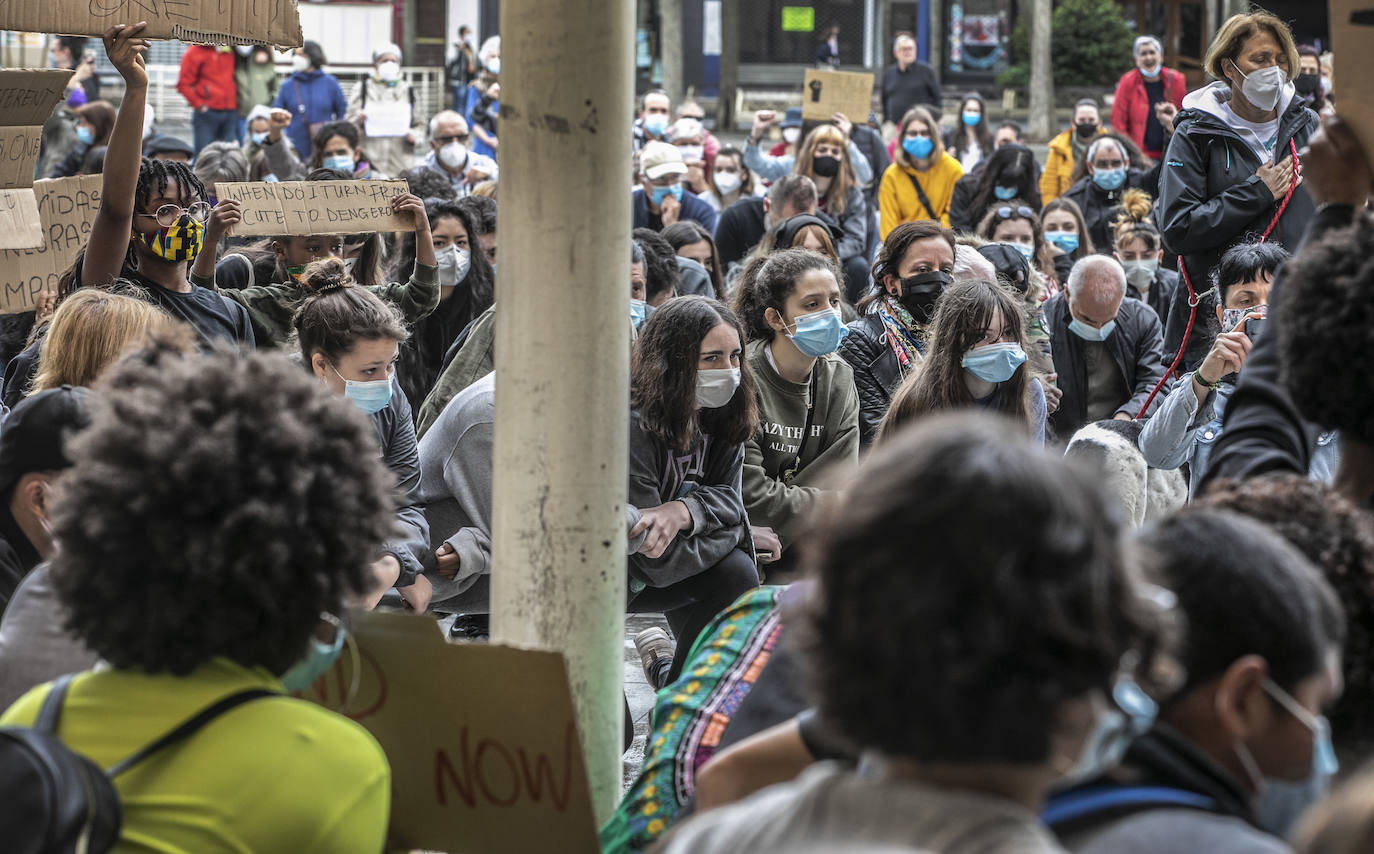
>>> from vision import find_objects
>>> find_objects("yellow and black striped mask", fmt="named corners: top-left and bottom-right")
top-left (136, 215), bottom-right (204, 263)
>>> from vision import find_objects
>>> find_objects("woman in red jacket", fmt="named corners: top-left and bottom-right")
top-left (1110, 36), bottom-right (1186, 160)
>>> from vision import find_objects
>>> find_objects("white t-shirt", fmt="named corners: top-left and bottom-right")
top-left (1213, 99), bottom-right (1281, 163)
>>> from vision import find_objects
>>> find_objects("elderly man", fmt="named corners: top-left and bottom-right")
top-left (880, 34), bottom-right (941, 132)
top-left (421, 110), bottom-right (482, 195)
top-left (632, 141), bottom-right (717, 232)
top-left (1062, 135), bottom-right (1157, 250)
top-left (1046, 256), bottom-right (1165, 437)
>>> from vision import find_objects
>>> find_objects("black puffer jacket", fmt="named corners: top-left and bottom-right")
top-left (1061, 164), bottom-right (1158, 251)
top-left (837, 313), bottom-right (907, 445)
top-left (1158, 84), bottom-right (1318, 282)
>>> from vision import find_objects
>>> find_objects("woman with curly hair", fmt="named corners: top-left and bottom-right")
top-left (0, 340), bottom-right (394, 851)
top-left (879, 278), bottom-right (1046, 444)
top-left (948, 142), bottom-right (1041, 234)
top-left (292, 258), bottom-right (433, 612)
top-left (627, 296), bottom-right (761, 688)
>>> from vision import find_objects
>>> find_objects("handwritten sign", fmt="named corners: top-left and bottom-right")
top-left (364, 100), bottom-right (412, 138)
top-left (0, 70), bottom-right (75, 250)
top-left (215, 179), bottom-right (415, 236)
top-left (302, 610), bottom-right (600, 854)
top-left (801, 68), bottom-right (875, 122)
top-left (0, 0), bottom-right (303, 48)
top-left (0, 175), bottom-right (102, 314)
top-left (1331, 0), bottom-right (1374, 175)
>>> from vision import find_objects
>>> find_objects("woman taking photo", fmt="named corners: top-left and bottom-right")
top-left (944, 93), bottom-right (994, 173)
top-left (732, 249), bottom-right (860, 566)
top-left (1112, 188), bottom-right (1177, 324)
top-left (627, 296), bottom-right (761, 685)
top-left (877, 106), bottom-right (964, 238)
top-left (839, 220), bottom-right (957, 444)
top-left (948, 143), bottom-right (1041, 233)
top-left (880, 278), bottom-right (1047, 444)
top-left (293, 259), bottom-right (433, 611)
top-left (1158, 11), bottom-right (1317, 288)
top-left (700, 146), bottom-right (753, 213)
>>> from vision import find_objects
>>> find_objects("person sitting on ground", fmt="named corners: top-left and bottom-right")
top-left (457, 194), bottom-right (497, 265)
top-left (48, 100), bottom-right (115, 179)
top-left (661, 413), bottom-right (1173, 853)
top-left (664, 220), bottom-right (726, 301)
top-left (421, 110), bottom-right (482, 196)
top-left (633, 141), bottom-right (718, 233)
top-left (699, 145), bottom-right (753, 214)
top-left (398, 165), bottom-right (458, 202)
top-left (977, 200), bottom-right (1061, 291)
top-left (1045, 256), bottom-right (1165, 437)
top-left (877, 106), bottom-right (964, 237)
top-left (879, 278), bottom-right (1047, 444)
top-left (671, 118), bottom-right (711, 198)
top-left (944, 93), bottom-right (994, 173)
top-left (626, 296), bottom-right (761, 688)
top-left (1046, 507), bottom-right (1344, 854)
top-left (1110, 189), bottom-right (1177, 325)
top-left (0, 340), bottom-right (394, 852)
top-left (948, 143), bottom-right (1041, 234)
top-left (245, 106), bottom-right (306, 182)
top-left (744, 109), bottom-right (874, 187)
top-left (1061, 135), bottom-right (1157, 252)
top-left (27, 288), bottom-right (186, 396)
top-left (732, 249), bottom-right (860, 573)
top-left (1040, 197), bottom-right (1095, 286)
top-left (1138, 241), bottom-right (1336, 495)
top-left (714, 174), bottom-right (819, 274)
top-left (1041, 99), bottom-right (1105, 203)
top-left (838, 220), bottom-right (956, 444)
top-left (731, 214), bottom-right (847, 302)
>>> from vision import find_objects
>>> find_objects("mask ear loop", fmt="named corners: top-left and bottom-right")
top-left (319, 612), bottom-right (362, 715)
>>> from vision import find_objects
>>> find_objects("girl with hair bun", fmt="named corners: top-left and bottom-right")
top-left (1111, 188), bottom-right (1178, 325)
top-left (731, 248), bottom-right (860, 571)
top-left (293, 257), bottom-right (434, 612)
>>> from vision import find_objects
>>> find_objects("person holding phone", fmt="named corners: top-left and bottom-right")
top-left (1137, 241), bottom-right (1338, 496)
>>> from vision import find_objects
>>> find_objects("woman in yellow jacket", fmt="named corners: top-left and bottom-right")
top-left (878, 107), bottom-right (964, 239)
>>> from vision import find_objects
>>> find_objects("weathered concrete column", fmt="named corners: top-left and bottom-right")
top-left (660, 0), bottom-right (684, 105)
top-left (716, 0), bottom-right (739, 131)
top-left (491, 0), bottom-right (633, 821)
top-left (1027, 0), bottom-right (1055, 142)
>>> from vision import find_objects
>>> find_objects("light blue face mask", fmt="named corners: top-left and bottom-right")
top-left (961, 110), bottom-right (981, 127)
top-left (324, 154), bottom-right (355, 173)
top-left (902, 135), bottom-right (934, 160)
top-left (280, 616), bottom-right (347, 692)
top-left (784, 308), bottom-right (849, 358)
top-left (630, 299), bottom-right (647, 330)
top-left (644, 114), bottom-right (669, 137)
top-left (650, 184), bottom-right (684, 206)
top-left (1093, 166), bottom-right (1127, 191)
top-left (250, 130), bottom-right (269, 146)
top-left (486, 57), bottom-right (500, 75)
top-left (332, 364), bottom-right (392, 414)
top-left (75, 124), bottom-right (94, 145)
top-left (962, 342), bottom-right (1027, 383)
top-left (1069, 317), bottom-right (1116, 341)
top-left (993, 185), bottom-right (1019, 201)
top-left (1243, 679), bottom-right (1340, 838)
top-left (1059, 676), bottom-right (1159, 786)
top-left (1047, 232), bottom-right (1080, 253)
top-left (1005, 241), bottom-right (1034, 260)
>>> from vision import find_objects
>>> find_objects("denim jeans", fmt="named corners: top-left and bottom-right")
top-left (191, 108), bottom-right (239, 155)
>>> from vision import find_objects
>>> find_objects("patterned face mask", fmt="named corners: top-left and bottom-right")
top-left (136, 214), bottom-right (204, 263)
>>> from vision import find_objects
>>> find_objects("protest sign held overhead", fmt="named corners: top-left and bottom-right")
top-left (215, 180), bottom-right (417, 236)
top-left (0, 0), bottom-right (303, 48)
top-left (0, 174), bottom-right (102, 314)
top-left (0, 69), bottom-right (76, 250)
top-left (302, 610), bottom-right (601, 854)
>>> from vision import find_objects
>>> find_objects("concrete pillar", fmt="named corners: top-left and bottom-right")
top-left (661, 0), bottom-right (684, 105)
top-left (1027, 0), bottom-right (1055, 142)
top-left (492, 0), bottom-right (633, 821)
top-left (716, 0), bottom-right (739, 131)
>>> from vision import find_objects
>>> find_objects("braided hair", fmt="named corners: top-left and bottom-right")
top-left (135, 156), bottom-right (206, 214)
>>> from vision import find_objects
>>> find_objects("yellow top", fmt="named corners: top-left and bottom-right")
top-left (1039, 125), bottom-right (1106, 203)
top-left (1, 658), bottom-right (390, 854)
top-left (878, 153), bottom-right (964, 239)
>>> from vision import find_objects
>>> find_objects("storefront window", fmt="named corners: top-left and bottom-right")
top-left (739, 0), bottom-right (867, 64)
top-left (946, 0), bottom-right (1011, 75)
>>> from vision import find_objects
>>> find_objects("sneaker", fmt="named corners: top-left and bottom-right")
top-left (634, 626), bottom-right (675, 689)
top-left (448, 613), bottom-right (490, 641)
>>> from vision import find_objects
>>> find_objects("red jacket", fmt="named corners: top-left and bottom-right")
top-left (1110, 66), bottom-right (1186, 157)
top-left (177, 46), bottom-right (237, 111)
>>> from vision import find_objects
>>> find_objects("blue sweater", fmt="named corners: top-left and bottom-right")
top-left (272, 70), bottom-right (348, 158)
top-left (631, 189), bottom-right (718, 233)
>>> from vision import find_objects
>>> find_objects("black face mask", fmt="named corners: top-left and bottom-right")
top-left (811, 154), bottom-right (841, 178)
top-left (1075, 122), bottom-right (1099, 140)
top-left (895, 270), bottom-right (952, 322)
top-left (1294, 73), bottom-right (1320, 96)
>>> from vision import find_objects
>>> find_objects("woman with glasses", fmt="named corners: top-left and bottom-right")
top-left (977, 202), bottom-right (1059, 295)
top-left (76, 24), bottom-right (255, 347)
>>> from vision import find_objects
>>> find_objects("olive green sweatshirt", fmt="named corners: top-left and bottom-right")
top-left (743, 338), bottom-right (860, 548)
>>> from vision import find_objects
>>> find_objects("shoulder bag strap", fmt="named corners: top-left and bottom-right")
top-left (106, 689), bottom-right (277, 778)
top-left (781, 370), bottom-right (820, 481)
top-left (905, 171), bottom-right (937, 221)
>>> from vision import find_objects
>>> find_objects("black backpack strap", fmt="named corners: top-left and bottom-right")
top-left (34, 673), bottom-right (75, 733)
top-left (905, 172), bottom-right (937, 221)
top-left (106, 689), bottom-right (277, 779)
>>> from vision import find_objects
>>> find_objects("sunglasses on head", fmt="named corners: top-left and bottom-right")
top-left (995, 205), bottom-right (1035, 220)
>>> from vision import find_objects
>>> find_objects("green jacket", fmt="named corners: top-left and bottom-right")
top-left (416, 304), bottom-right (496, 438)
top-left (742, 339), bottom-right (860, 548)
top-left (235, 61), bottom-right (279, 118)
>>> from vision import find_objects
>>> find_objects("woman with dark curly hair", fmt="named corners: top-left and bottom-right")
top-left (293, 258), bottom-right (433, 612)
top-left (0, 340), bottom-right (394, 851)
top-left (627, 296), bottom-right (761, 688)
top-left (731, 248), bottom-right (859, 570)
top-left (661, 413), bottom-right (1173, 852)
top-left (879, 278), bottom-right (1046, 444)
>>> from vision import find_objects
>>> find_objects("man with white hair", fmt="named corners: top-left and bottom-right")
top-left (422, 110), bottom-right (479, 195)
top-left (347, 42), bottom-right (425, 178)
top-left (1046, 256), bottom-right (1165, 437)
top-left (880, 34), bottom-right (941, 133)
top-left (1061, 135), bottom-right (1157, 249)
top-left (1110, 35), bottom-right (1186, 159)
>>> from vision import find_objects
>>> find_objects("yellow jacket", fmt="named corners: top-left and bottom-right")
top-left (878, 153), bottom-right (964, 239)
top-left (1040, 126), bottom-right (1106, 203)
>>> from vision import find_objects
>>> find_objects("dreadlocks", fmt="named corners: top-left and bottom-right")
top-left (135, 156), bottom-right (206, 213)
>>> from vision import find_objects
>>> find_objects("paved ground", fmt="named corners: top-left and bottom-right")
top-left (622, 612), bottom-right (671, 790)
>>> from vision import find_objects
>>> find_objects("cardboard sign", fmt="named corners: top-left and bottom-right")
top-left (0, 0), bottom-right (303, 48)
top-left (801, 68), bottom-right (875, 122)
top-left (1330, 0), bottom-right (1374, 174)
top-left (0, 69), bottom-right (74, 250)
top-left (0, 174), bottom-right (102, 314)
top-left (302, 611), bottom-right (600, 854)
top-left (215, 179), bottom-right (415, 236)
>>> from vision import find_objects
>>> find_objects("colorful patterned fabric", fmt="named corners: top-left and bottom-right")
top-left (601, 585), bottom-right (786, 854)
top-left (876, 296), bottom-right (924, 370)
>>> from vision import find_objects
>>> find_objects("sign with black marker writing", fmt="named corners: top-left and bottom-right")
top-left (801, 68), bottom-right (875, 122)
top-left (0, 174), bottom-right (102, 314)
top-left (0, 69), bottom-right (75, 250)
top-left (215, 180), bottom-right (416, 237)
top-left (0, 0), bottom-right (303, 48)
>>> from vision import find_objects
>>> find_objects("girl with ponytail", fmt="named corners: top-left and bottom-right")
top-left (1111, 188), bottom-right (1179, 327)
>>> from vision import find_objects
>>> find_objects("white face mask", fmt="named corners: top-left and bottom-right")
top-left (235, 45), bottom-right (254, 57)
top-left (292, 54), bottom-right (310, 72)
top-left (713, 170), bottom-right (742, 195)
top-left (1232, 61), bottom-right (1286, 112)
top-left (696, 367), bottom-right (741, 409)
top-left (436, 245), bottom-right (471, 287)
top-left (1119, 258), bottom-right (1158, 288)
top-left (377, 60), bottom-right (400, 82)
top-left (438, 140), bottom-right (468, 169)
top-left (782, 127), bottom-right (801, 144)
